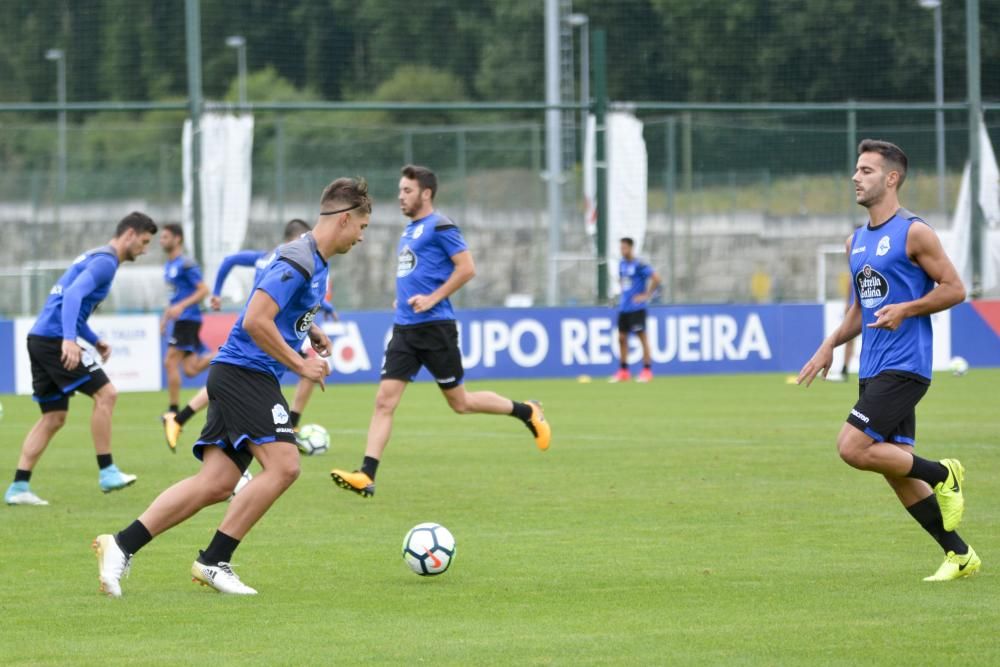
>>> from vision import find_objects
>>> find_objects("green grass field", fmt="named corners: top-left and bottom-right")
top-left (2, 371), bottom-right (998, 666)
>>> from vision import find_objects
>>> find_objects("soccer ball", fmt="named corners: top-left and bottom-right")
top-left (949, 356), bottom-right (969, 377)
top-left (296, 423), bottom-right (330, 456)
top-left (402, 523), bottom-right (456, 576)
top-left (229, 469), bottom-right (252, 499)
top-left (0, 399), bottom-right (4, 421)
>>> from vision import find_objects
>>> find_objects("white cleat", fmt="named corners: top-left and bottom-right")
top-left (191, 560), bottom-right (258, 595)
top-left (93, 534), bottom-right (131, 598)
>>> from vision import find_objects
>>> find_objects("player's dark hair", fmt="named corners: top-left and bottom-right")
top-left (283, 218), bottom-right (311, 240)
top-left (620, 237), bottom-right (635, 247)
top-left (858, 139), bottom-right (908, 189)
top-left (401, 164), bottom-right (437, 199)
top-left (115, 211), bottom-right (158, 237)
top-left (320, 177), bottom-right (372, 215)
top-left (163, 222), bottom-right (184, 239)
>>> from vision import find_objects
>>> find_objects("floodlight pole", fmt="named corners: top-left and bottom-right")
top-left (966, 0), bottom-right (982, 295)
top-left (544, 0), bottom-right (562, 306)
top-left (593, 29), bottom-right (609, 303)
top-left (919, 0), bottom-right (947, 215)
top-left (567, 14), bottom-right (589, 150)
top-left (45, 49), bottom-right (67, 209)
top-left (226, 35), bottom-right (247, 108)
top-left (185, 0), bottom-right (204, 266)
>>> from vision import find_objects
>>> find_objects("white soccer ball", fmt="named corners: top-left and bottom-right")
top-left (296, 423), bottom-right (330, 456)
top-left (230, 470), bottom-right (253, 499)
top-left (949, 356), bottom-right (969, 376)
top-left (402, 523), bottom-right (456, 576)
top-left (0, 399), bottom-right (4, 421)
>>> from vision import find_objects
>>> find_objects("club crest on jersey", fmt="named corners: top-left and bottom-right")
top-left (397, 245), bottom-right (417, 277)
top-left (876, 235), bottom-right (891, 257)
top-left (271, 403), bottom-right (289, 425)
top-left (856, 264), bottom-right (890, 309)
top-left (411, 223), bottom-right (424, 239)
top-left (294, 305), bottom-right (321, 338)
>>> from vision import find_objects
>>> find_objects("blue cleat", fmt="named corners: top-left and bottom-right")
top-left (99, 465), bottom-right (137, 494)
top-left (5, 481), bottom-right (49, 506)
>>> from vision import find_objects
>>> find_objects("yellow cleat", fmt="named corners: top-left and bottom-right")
top-left (934, 458), bottom-right (965, 532)
top-left (923, 547), bottom-right (981, 582)
top-left (161, 412), bottom-right (181, 453)
top-left (525, 399), bottom-right (550, 451)
top-left (330, 469), bottom-right (375, 498)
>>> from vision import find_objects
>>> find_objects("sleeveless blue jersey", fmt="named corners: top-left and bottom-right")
top-left (164, 254), bottom-right (204, 322)
top-left (213, 234), bottom-right (329, 380)
top-left (850, 209), bottom-right (935, 381)
top-left (394, 212), bottom-right (468, 326)
top-left (30, 245), bottom-right (119, 344)
top-left (618, 258), bottom-right (655, 313)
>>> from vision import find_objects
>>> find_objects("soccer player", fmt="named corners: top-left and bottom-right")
top-left (609, 237), bottom-right (661, 383)
top-left (330, 164), bottom-right (550, 499)
top-left (797, 139), bottom-right (977, 582)
top-left (160, 218), bottom-right (337, 451)
top-left (4, 212), bottom-right (157, 506)
top-left (93, 178), bottom-right (370, 597)
top-left (159, 223), bottom-right (213, 417)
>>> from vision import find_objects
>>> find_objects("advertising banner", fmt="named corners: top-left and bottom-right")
top-left (3, 301), bottom-right (997, 395)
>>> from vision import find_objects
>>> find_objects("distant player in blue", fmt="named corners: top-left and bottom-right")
top-left (610, 237), bottom-right (661, 384)
top-left (330, 164), bottom-right (551, 500)
top-left (95, 178), bottom-right (371, 597)
top-left (161, 218), bottom-right (337, 452)
top-left (798, 139), bottom-right (977, 581)
top-left (159, 223), bottom-right (214, 417)
top-left (5, 212), bottom-right (158, 507)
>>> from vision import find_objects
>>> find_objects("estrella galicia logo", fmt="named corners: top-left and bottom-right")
top-left (294, 304), bottom-right (320, 339)
top-left (397, 245), bottom-right (417, 278)
top-left (876, 235), bottom-right (891, 257)
top-left (856, 264), bottom-right (890, 309)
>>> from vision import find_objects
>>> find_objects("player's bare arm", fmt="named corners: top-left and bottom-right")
top-left (869, 223), bottom-right (965, 331)
top-left (95, 339), bottom-right (112, 363)
top-left (164, 281), bottom-right (210, 323)
top-left (307, 323), bottom-right (332, 357)
top-left (798, 236), bottom-right (862, 386)
top-left (408, 250), bottom-right (476, 314)
top-left (634, 270), bottom-right (662, 304)
top-left (243, 290), bottom-right (327, 390)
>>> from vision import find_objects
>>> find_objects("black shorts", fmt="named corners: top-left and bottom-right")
top-left (618, 310), bottom-right (648, 334)
top-left (27, 335), bottom-right (110, 413)
top-left (168, 319), bottom-right (207, 355)
top-left (192, 362), bottom-right (298, 471)
top-left (846, 371), bottom-right (930, 446)
top-left (381, 322), bottom-right (464, 390)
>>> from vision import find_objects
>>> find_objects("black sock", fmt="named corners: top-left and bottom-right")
top-left (290, 411), bottom-right (301, 429)
top-left (116, 520), bottom-right (153, 556)
top-left (906, 455), bottom-right (948, 487)
top-left (97, 454), bottom-right (113, 470)
top-left (361, 456), bottom-right (380, 481)
top-left (169, 404), bottom-right (179, 414)
top-left (14, 469), bottom-right (31, 483)
top-left (905, 495), bottom-right (968, 555)
top-left (620, 362), bottom-right (628, 370)
top-left (198, 530), bottom-right (241, 565)
top-left (643, 363), bottom-right (651, 370)
top-left (510, 401), bottom-right (533, 422)
top-left (175, 405), bottom-right (196, 426)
